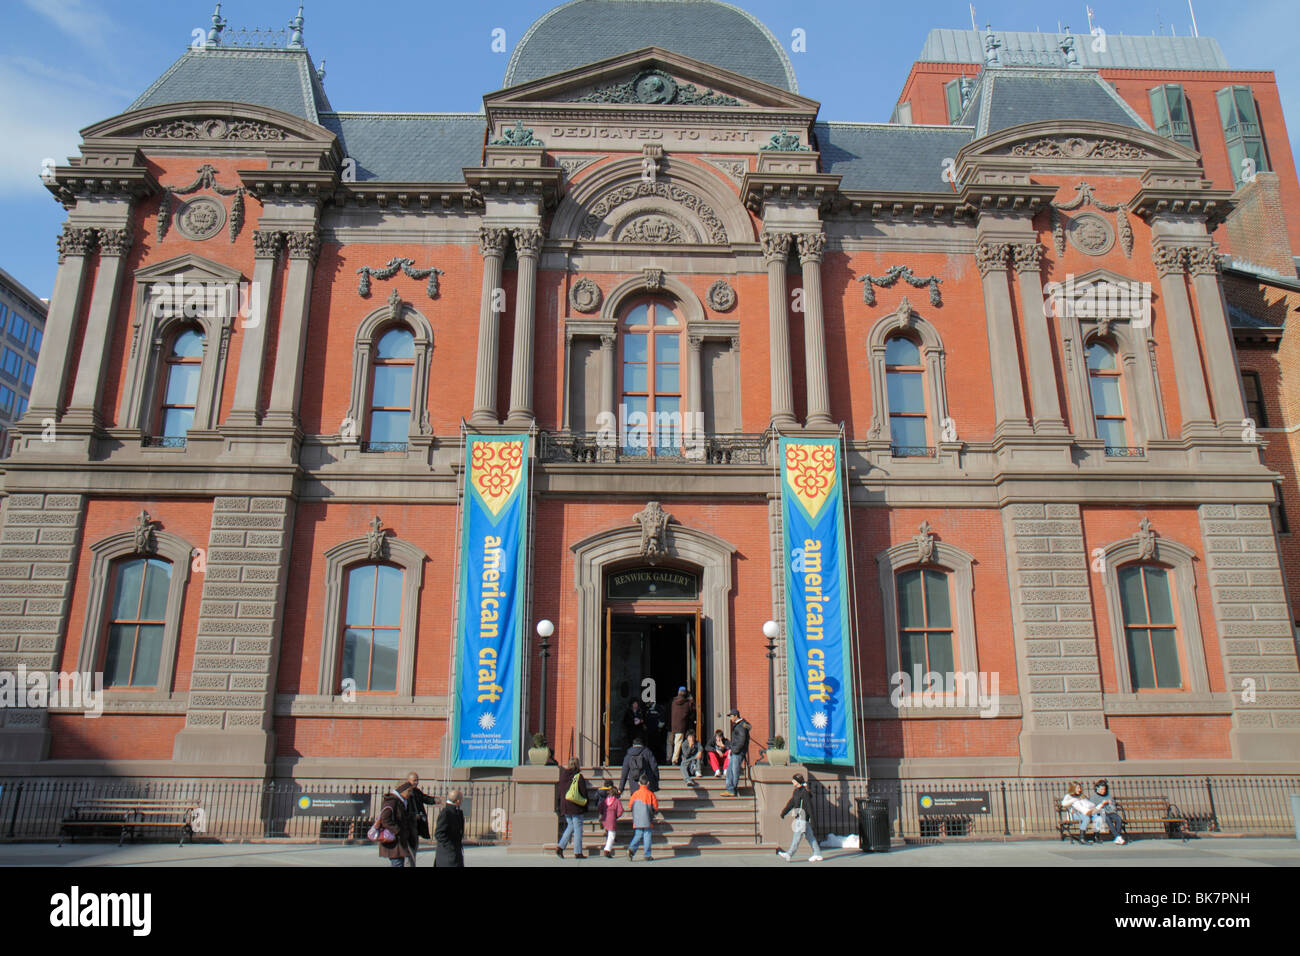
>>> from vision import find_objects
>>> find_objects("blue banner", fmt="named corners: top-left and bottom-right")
top-left (779, 437), bottom-right (856, 766)
top-left (452, 434), bottom-right (529, 767)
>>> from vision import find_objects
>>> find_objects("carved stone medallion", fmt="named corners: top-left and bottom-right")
top-left (569, 277), bottom-right (602, 313)
top-left (1066, 212), bottom-right (1114, 256)
top-left (174, 196), bottom-right (226, 241)
top-left (707, 279), bottom-right (736, 312)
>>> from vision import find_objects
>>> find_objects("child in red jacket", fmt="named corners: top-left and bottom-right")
top-left (599, 779), bottom-right (623, 858)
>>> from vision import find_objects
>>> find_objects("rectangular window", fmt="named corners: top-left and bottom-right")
top-left (104, 557), bottom-right (170, 688)
top-left (29, 329), bottom-right (41, 355)
top-left (1, 349), bottom-right (20, 379)
top-left (944, 79), bottom-right (964, 124)
top-left (897, 567), bottom-right (955, 680)
top-left (20, 362), bottom-right (34, 388)
top-left (15, 396), bottom-right (26, 417)
top-left (1148, 84), bottom-right (1196, 149)
top-left (340, 563), bottom-right (402, 692)
top-left (8, 312), bottom-right (28, 344)
top-left (0, 386), bottom-right (13, 412)
top-left (1218, 85), bottom-right (1270, 186)
top-left (1118, 565), bottom-right (1182, 690)
top-left (1242, 371), bottom-right (1267, 428)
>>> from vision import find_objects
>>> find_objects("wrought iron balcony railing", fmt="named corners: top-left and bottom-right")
top-left (143, 435), bottom-right (187, 449)
top-left (890, 445), bottom-right (937, 458)
top-left (1104, 445), bottom-right (1145, 458)
top-left (537, 431), bottom-right (769, 465)
top-left (360, 441), bottom-right (409, 453)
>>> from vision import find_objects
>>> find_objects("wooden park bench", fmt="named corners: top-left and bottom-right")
top-left (60, 798), bottom-right (198, 847)
top-left (1056, 795), bottom-right (1189, 843)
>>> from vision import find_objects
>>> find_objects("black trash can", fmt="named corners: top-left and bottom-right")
top-left (855, 796), bottom-right (891, 852)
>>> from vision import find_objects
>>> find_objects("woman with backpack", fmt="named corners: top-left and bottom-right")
top-left (556, 756), bottom-right (591, 859)
top-left (777, 774), bottom-right (823, 862)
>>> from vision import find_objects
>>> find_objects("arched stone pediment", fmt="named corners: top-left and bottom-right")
top-left (961, 120), bottom-right (1202, 167)
top-left (551, 156), bottom-right (753, 245)
top-left (82, 101), bottom-right (337, 147)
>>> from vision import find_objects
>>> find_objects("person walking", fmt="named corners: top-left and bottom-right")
top-left (556, 756), bottom-right (590, 859)
top-left (619, 736), bottom-right (659, 794)
top-left (433, 790), bottom-right (465, 867)
top-left (376, 779), bottom-right (419, 867)
top-left (777, 774), bottom-right (823, 862)
top-left (724, 709), bottom-right (750, 797)
top-left (625, 699), bottom-right (650, 755)
top-left (598, 779), bottom-right (623, 858)
top-left (627, 774), bottom-right (659, 861)
top-left (1092, 779), bottom-right (1126, 845)
top-left (669, 686), bottom-right (694, 764)
top-left (678, 731), bottom-right (703, 786)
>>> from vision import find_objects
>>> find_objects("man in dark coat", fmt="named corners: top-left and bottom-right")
top-left (619, 736), bottom-right (659, 794)
top-left (624, 699), bottom-right (650, 754)
top-left (433, 790), bottom-right (465, 867)
top-left (405, 771), bottom-right (434, 858)
top-left (724, 709), bottom-right (751, 796)
top-left (669, 686), bottom-right (694, 764)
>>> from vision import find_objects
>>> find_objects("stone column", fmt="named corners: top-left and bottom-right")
top-left (1186, 246), bottom-right (1248, 430)
top-left (505, 227), bottom-right (543, 428)
top-left (977, 241), bottom-right (1031, 434)
top-left (1152, 243), bottom-right (1215, 438)
top-left (797, 232), bottom-right (833, 428)
top-left (63, 226), bottom-right (134, 428)
top-left (687, 332), bottom-right (704, 441)
top-left (600, 332), bottom-right (617, 428)
top-left (470, 227), bottom-right (510, 427)
top-left (225, 230), bottom-right (282, 426)
top-left (263, 228), bottom-right (319, 429)
top-left (761, 232), bottom-right (796, 429)
top-left (27, 226), bottom-right (95, 422)
top-left (1011, 242), bottom-right (1067, 434)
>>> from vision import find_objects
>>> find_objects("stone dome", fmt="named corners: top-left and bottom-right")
top-left (504, 0), bottom-right (797, 92)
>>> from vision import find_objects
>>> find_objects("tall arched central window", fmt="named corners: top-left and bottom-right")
top-left (341, 563), bottom-right (403, 692)
top-left (885, 335), bottom-right (927, 454)
top-left (1086, 340), bottom-right (1129, 453)
top-left (367, 327), bottom-right (414, 452)
top-left (621, 298), bottom-right (681, 456)
top-left (158, 326), bottom-right (204, 447)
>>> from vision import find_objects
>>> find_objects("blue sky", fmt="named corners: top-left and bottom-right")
top-left (1, 0), bottom-right (1297, 299)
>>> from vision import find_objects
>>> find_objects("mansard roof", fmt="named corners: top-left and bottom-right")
top-left (958, 68), bottom-right (1151, 137)
top-left (815, 122), bottom-right (974, 193)
top-left (129, 47), bottom-right (333, 123)
top-left (504, 0), bottom-right (797, 93)
top-left (919, 28), bottom-right (1229, 71)
top-left (317, 113), bottom-right (486, 182)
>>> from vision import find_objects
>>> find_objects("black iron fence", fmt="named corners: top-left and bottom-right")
top-left (0, 778), bottom-right (514, 845)
top-left (537, 431), bottom-right (769, 465)
top-left (806, 775), bottom-right (1300, 841)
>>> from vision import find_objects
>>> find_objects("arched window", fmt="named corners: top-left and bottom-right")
top-left (340, 563), bottom-right (403, 692)
top-left (103, 557), bottom-right (172, 688)
top-left (885, 335), bottom-right (927, 454)
top-left (621, 298), bottom-right (681, 456)
top-left (1086, 340), bottom-right (1129, 453)
top-left (366, 327), bottom-right (415, 452)
top-left (896, 565), bottom-right (955, 678)
top-left (157, 326), bottom-right (204, 447)
top-left (1116, 564), bottom-right (1181, 690)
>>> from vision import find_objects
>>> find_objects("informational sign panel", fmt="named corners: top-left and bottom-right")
top-left (451, 434), bottom-right (530, 767)
top-left (779, 437), bottom-right (856, 766)
top-left (917, 791), bottom-right (992, 815)
top-left (293, 794), bottom-right (371, 816)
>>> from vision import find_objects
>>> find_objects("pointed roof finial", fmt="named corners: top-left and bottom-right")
top-left (287, 3), bottom-right (305, 49)
top-left (205, 2), bottom-right (226, 48)
top-left (316, 57), bottom-right (326, 82)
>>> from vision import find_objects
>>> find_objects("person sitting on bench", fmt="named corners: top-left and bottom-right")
top-left (1061, 782), bottom-right (1104, 843)
top-left (1092, 779), bottom-right (1126, 845)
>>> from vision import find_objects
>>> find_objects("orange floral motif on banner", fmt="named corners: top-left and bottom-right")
top-left (471, 440), bottom-right (525, 517)
top-left (783, 443), bottom-right (837, 520)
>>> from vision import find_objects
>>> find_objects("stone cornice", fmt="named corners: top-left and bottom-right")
top-left (327, 182), bottom-right (483, 211)
top-left (44, 161), bottom-right (159, 210)
top-left (462, 164), bottom-right (564, 209)
top-left (829, 190), bottom-right (971, 222)
top-left (238, 166), bottom-right (338, 201)
top-left (740, 169), bottom-right (840, 214)
top-left (1128, 173), bottom-right (1235, 226)
top-left (958, 180), bottom-right (1060, 216)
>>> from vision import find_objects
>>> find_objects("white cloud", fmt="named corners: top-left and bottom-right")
top-left (0, 55), bottom-right (134, 197)
top-left (19, 0), bottom-right (122, 63)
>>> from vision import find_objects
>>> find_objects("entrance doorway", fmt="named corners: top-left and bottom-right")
top-left (603, 611), bottom-right (703, 765)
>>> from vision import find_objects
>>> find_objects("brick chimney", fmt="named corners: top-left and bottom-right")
top-left (1223, 172), bottom-right (1296, 276)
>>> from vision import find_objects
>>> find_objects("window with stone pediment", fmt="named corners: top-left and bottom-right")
top-left (865, 304), bottom-right (950, 459)
top-left (342, 302), bottom-right (433, 454)
top-left (620, 297), bottom-right (684, 456)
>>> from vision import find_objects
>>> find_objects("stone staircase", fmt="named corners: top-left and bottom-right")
top-left (562, 766), bottom-right (774, 854)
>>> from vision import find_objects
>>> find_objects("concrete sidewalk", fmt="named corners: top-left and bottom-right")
top-left (1, 837), bottom-right (1296, 867)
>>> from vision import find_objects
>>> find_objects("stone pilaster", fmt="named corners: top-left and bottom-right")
top-left (687, 332), bottom-right (704, 433)
top-left (1185, 246), bottom-right (1248, 432)
top-left (1152, 242), bottom-right (1216, 438)
top-left (505, 227), bottom-right (543, 427)
top-left (761, 232), bottom-right (796, 430)
top-left (26, 226), bottom-right (95, 424)
top-left (1010, 241), bottom-right (1067, 434)
top-left (1003, 502), bottom-right (1117, 771)
top-left (976, 241), bottom-right (1031, 435)
top-left (225, 229), bottom-right (282, 427)
top-left (63, 225), bottom-right (135, 431)
top-left (470, 227), bottom-right (510, 426)
top-left (263, 228), bottom-right (319, 431)
top-left (599, 332), bottom-right (617, 426)
top-left (797, 232), bottom-right (833, 428)
top-left (1198, 503), bottom-right (1300, 763)
top-left (0, 493), bottom-right (86, 761)
top-left (172, 496), bottom-right (295, 775)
